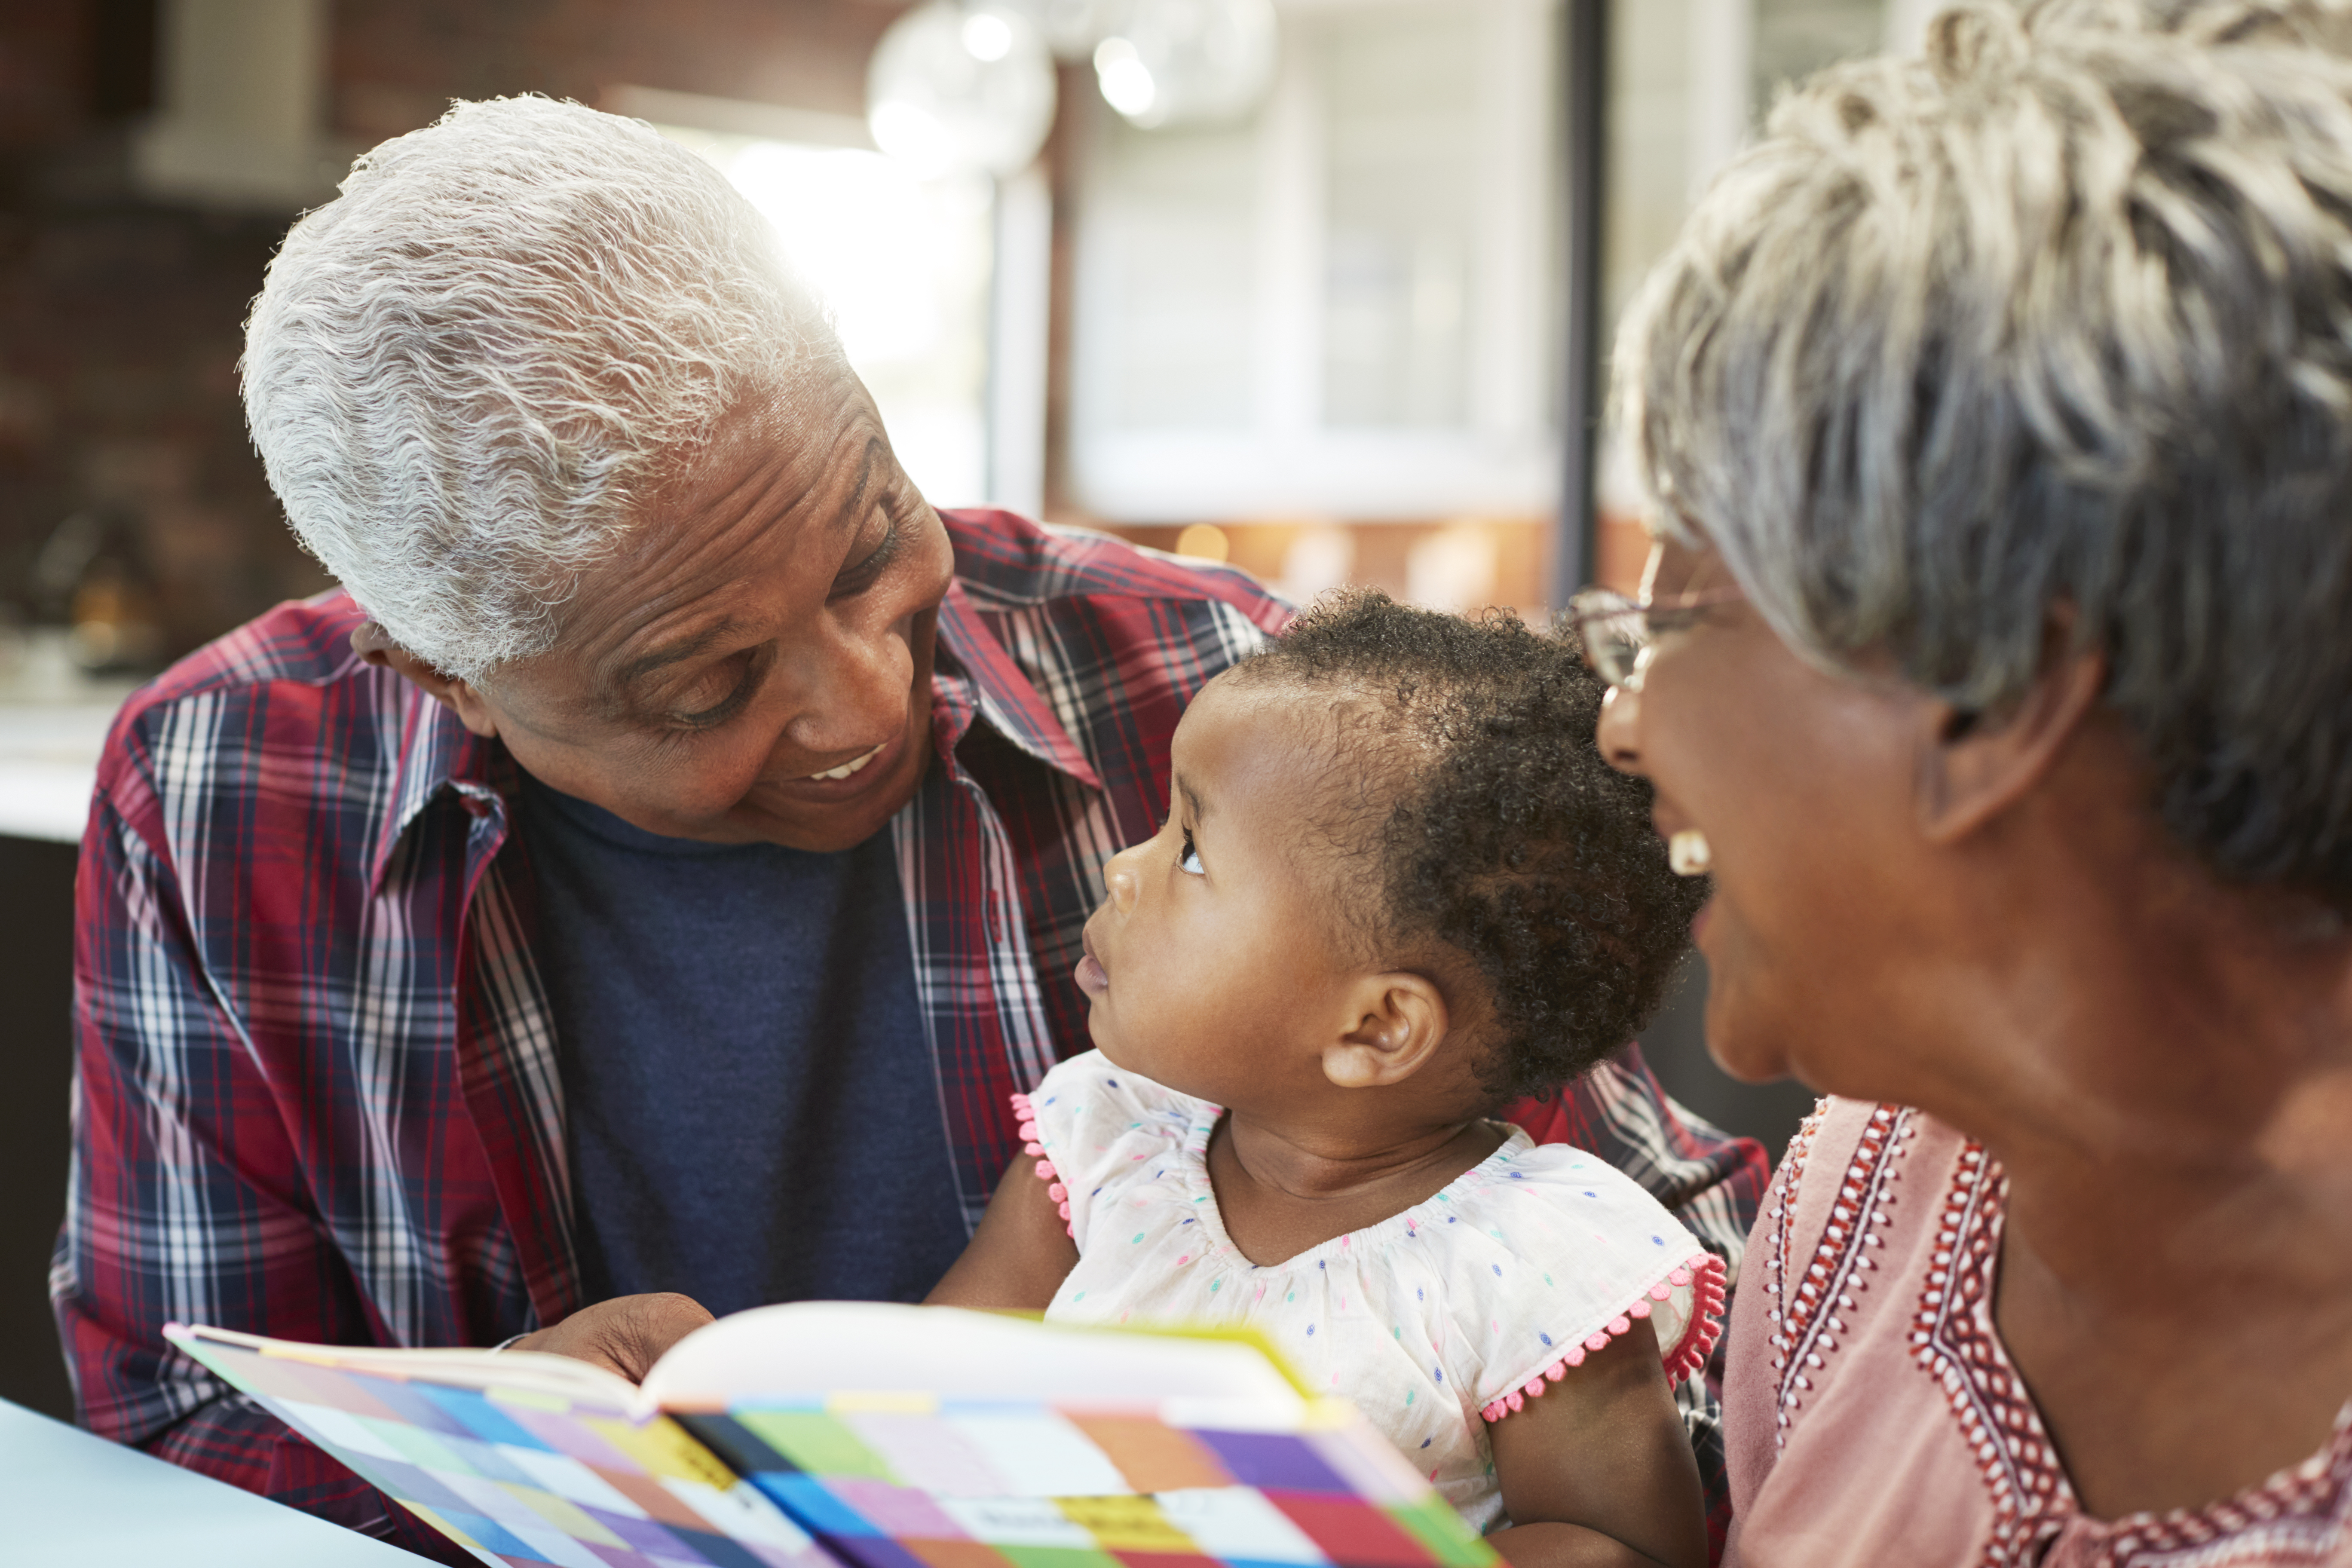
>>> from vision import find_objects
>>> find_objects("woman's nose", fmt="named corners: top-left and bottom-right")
top-left (1103, 843), bottom-right (1144, 915)
top-left (1597, 683), bottom-right (1647, 777)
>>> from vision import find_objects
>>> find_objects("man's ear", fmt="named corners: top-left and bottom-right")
top-left (1912, 640), bottom-right (2106, 846)
top-left (1321, 973), bottom-right (1450, 1090)
top-left (351, 622), bottom-right (502, 740)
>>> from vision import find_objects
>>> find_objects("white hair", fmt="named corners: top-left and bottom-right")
top-left (1615, 0), bottom-right (2352, 903)
top-left (242, 95), bottom-right (841, 686)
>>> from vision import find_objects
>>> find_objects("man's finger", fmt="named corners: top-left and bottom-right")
top-left (511, 1292), bottom-right (715, 1382)
top-left (613, 1292), bottom-right (715, 1380)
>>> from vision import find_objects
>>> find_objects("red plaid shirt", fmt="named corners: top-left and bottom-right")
top-left (55, 510), bottom-right (1766, 1560)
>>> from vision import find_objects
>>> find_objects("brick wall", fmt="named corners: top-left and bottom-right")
top-left (335, 0), bottom-right (903, 143)
top-left (0, 0), bottom-right (906, 659)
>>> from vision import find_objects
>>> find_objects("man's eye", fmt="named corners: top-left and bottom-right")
top-left (1179, 828), bottom-right (1204, 876)
top-left (666, 653), bottom-right (755, 727)
top-left (830, 511), bottom-right (903, 600)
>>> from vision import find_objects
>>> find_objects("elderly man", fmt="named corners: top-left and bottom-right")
top-left (52, 98), bottom-right (1761, 1560)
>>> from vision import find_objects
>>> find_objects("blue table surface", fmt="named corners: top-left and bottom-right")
top-left (0, 1396), bottom-right (431, 1564)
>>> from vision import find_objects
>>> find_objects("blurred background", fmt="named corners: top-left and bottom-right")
top-left (0, 0), bottom-right (1948, 1418)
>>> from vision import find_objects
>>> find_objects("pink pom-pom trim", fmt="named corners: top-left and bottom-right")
top-left (1008, 1092), bottom-right (1075, 1239)
top-left (1478, 1251), bottom-right (1728, 1424)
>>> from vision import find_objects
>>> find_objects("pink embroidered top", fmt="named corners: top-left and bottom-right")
top-left (1723, 1097), bottom-right (2352, 1567)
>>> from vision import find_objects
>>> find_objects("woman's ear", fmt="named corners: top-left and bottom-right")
top-left (351, 622), bottom-right (502, 739)
top-left (1321, 973), bottom-right (1451, 1090)
top-left (1912, 643), bottom-right (2106, 845)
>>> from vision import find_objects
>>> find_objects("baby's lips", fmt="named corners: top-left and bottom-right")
top-left (1075, 926), bottom-right (1110, 993)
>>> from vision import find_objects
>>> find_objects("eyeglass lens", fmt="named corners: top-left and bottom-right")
top-left (1567, 592), bottom-right (1647, 691)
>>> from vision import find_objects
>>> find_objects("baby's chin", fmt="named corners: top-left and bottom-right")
top-left (1084, 1032), bottom-right (1164, 1089)
top-left (1082, 1009), bottom-right (1120, 1061)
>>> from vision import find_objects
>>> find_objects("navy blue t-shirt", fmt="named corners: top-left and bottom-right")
top-left (518, 773), bottom-right (969, 1316)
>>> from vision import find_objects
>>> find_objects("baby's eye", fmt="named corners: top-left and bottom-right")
top-left (1178, 827), bottom-right (1205, 876)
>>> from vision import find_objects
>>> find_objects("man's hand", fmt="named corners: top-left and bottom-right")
top-left (509, 1293), bottom-right (716, 1382)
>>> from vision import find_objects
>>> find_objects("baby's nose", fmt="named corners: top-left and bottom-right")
top-left (1103, 845), bottom-right (1143, 914)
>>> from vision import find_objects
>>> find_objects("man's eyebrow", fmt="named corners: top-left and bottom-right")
top-left (612, 620), bottom-right (739, 690)
top-left (1178, 775), bottom-right (1209, 824)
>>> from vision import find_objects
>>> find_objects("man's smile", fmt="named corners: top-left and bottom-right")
top-left (805, 741), bottom-right (886, 782)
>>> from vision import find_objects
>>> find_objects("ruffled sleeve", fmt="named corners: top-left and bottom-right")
top-left (1008, 1050), bottom-right (1207, 1250)
top-left (1435, 1141), bottom-right (1727, 1424)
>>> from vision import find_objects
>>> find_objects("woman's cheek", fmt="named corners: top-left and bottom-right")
top-left (1700, 919), bottom-right (1796, 1084)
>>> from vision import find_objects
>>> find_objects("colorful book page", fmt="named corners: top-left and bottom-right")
top-left (674, 1401), bottom-right (1497, 1568)
top-left (176, 1332), bottom-right (837, 1568)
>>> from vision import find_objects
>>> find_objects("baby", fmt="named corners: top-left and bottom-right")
top-left (930, 591), bottom-right (1719, 1568)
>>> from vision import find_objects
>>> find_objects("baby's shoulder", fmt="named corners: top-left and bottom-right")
top-left (1420, 1134), bottom-right (1725, 1417)
top-left (1019, 1051), bottom-right (1205, 1160)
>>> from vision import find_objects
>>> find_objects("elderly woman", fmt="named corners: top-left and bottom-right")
top-left (1588, 2), bottom-right (2352, 1562)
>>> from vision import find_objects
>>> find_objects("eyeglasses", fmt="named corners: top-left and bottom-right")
top-left (1565, 585), bottom-right (1746, 692)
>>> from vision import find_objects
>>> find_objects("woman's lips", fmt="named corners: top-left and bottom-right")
top-left (1076, 930), bottom-right (1108, 995)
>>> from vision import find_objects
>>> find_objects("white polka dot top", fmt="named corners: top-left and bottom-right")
top-left (1015, 1050), bottom-right (1726, 1533)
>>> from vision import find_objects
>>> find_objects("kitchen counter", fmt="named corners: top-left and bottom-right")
top-left (0, 632), bottom-right (138, 845)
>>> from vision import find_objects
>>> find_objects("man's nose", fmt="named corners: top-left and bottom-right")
top-left (1597, 683), bottom-right (1646, 777)
top-left (791, 621), bottom-right (913, 752)
top-left (1103, 843), bottom-right (1143, 915)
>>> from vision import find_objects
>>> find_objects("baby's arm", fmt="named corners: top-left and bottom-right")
top-left (925, 1155), bottom-right (1081, 1311)
top-left (1485, 1318), bottom-right (1709, 1568)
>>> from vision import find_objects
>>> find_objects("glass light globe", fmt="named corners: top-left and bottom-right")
top-left (867, 1), bottom-right (1058, 179)
top-left (998, 0), bottom-right (1130, 61)
top-left (1091, 0), bottom-right (1277, 130)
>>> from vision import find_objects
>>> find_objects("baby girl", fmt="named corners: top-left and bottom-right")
top-left (930, 591), bottom-right (1721, 1568)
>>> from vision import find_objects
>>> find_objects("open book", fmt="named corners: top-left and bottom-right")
top-left (167, 1303), bottom-right (1500, 1568)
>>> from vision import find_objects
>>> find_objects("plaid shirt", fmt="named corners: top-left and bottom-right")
top-left (55, 509), bottom-right (1767, 1561)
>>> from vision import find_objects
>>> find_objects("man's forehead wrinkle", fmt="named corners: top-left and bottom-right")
top-left (611, 618), bottom-right (738, 689)
top-left (569, 518), bottom-right (784, 710)
top-left (569, 420), bottom-right (880, 703)
top-left (578, 527), bottom-right (773, 688)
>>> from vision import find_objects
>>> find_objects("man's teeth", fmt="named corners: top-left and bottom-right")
top-left (807, 744), bottom-right (886, 782)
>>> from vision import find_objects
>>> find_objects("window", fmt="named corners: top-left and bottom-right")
top-left (1067, 0), bottom-right (1561, 524)
top-left (635, 93), bottom-right (996, 509)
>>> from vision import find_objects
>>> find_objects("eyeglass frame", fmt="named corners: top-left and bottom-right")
top-left (1564, 585), bottom-right (1747, 693)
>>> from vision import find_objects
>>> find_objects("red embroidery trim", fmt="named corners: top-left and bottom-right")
top-left (1009, 1090), bottom-right (1075, 1238)
top-left (1910, 1145), bottom-right (2069, 1566)
top-left (1764, 1101), bottom-right (1911, 1449)
top-left (1476, 1251), bottom-right (1728, 1423)
top-left (2098, 1406), bottom-right (2352, 1560)
top-left (1914, 1144), bottom-right (2352, 1565)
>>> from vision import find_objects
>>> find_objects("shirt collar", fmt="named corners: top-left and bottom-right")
top-left (371, 680), bottom-right (504, 891)
top-left (369, 576), bottom-right (1102, 885)
top-left (927, 578), bottom-right (1103, 791)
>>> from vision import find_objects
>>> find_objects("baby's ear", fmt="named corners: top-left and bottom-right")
top-left (1321, 973), bottom-right (1450, 1090)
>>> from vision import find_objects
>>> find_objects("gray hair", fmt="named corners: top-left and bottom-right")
top-left (1617, 0), bottom-right (2352, 903)
top-left (242, 96), bottom-right (841, 687)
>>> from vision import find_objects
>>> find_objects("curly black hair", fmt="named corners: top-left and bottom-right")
top-left (1228, 588), bottom-right (1706, 1103)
